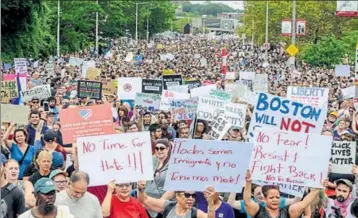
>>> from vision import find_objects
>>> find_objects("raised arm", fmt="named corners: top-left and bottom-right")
top-left (285, 196), bottom-right (302, 206)
top-left (243, 170), bottom-right (259, 217)
top-left (288, 188), bottom-right (320, 218)
top-left (137, 181), bottom-right (166, 213)
top-left (3, 123), bottom-right (15, 149)
top-left (102, 180), bottom-right (115, 217)
top-left (227, 192), bottom-right (242, 210)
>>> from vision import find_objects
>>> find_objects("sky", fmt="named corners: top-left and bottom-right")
top-left (190, 1), bottom-right (245, 10)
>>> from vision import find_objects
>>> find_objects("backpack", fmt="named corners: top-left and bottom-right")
top-left (1, 183), bottom-right (17, 217)
top-left (162, 202), bottom-right (197, 218)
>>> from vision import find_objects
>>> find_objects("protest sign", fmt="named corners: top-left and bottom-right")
top-left (77, 80), bottom-right (102, 100)
top-left (4, 74), bottom-right (27, 91)
top-left (77, 132), bottom-right (154, 186)
top-left (225, 72), bottom-right (236, 80)
top-left (21, 84), bottom-right (51, 101)
top-left (203, 80), bottom-right (215, 86)
top-left (100, 79), bottom-right (116, 96)
top-left (168, 85), bottom-right (188, 93)
top-left (253, 74), bottom-right (268, 93)
top-left (239, 90), bottom-right (257, 105)
top-left (82, 61), bottom-right (96, 78)
top-left (184, 80), bottom-right (201, 90)
top-left (190, 84), bottom-right (217, 98)
top-left (142, 79), bottom-right (162, 95)
top-left (1, 104), bottom-right (30, 124)
top-left (125, 52), bottom-right (134, 62)
top-left (86, 67), bottom-right (101, 80)
top-left (250, 129), bottom-right (332, 188)
top-left (200, 58), bottom-right (207, 67)
top-left (225, 83), bottom-right (247, 100)
top-left (163, 69), bottom-right (175, 75)
top-left (162, 75), bottom-right (183, 90)
top-left (117, 77), bottom-right (142, 100)
top-left (209, 89), bottom-right (232, 102)
top-left (239, 71), bottom-right (255, 80)
top-left (341, 86), bottom-right (355, 99)
top-left (60, 104), bottom-right (115, 144)
top-left (335, 65), bottom-right (350, 77)
top-left (1, 80), bottom-right (18, 103)
top-left (330, 141), bottom-right (356, 174)
top-left (248, 93), bottom-right (325, 139)
top-left (207, 114), bottom-right (232, 140)
top-left (14, 58), bottom-right (27, 75)
top-left (170, 98), bottom-right (198, 121)
top-left (69, 57), bottom-right (84, 67)
top-left (164, 139), bottom-right (254, 192)
top-left (134, 93), bottom-right (161, 113)
top-left (238, 79), bottom-right (253, 91)
top-left (287, 87), bottom-right (329, 107)
top-left (224, 103), bottom-right (247, 128)
top-left (253, 180), bottom-right (304, 197)
top-left (45, 60), bottom-right (55, 75)
top-left (197, 97), bottom-right (227, 121)
top-left (160, 90), bottom-right (190, 111)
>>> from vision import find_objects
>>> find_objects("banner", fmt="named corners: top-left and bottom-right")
top-left (134, 93), bottom-right (161, 113)
top-left (336, 1), bottom-right (358, 17)
top-left (168, 85), bottom-right (188, 93)
top-left (160, 90), bottom-right (190, 111)
top-left (77, 80), bottom-right (102, 100)
top-left (21, 84), bottom-right (51, 101)
top-left (1, 80), bottom-right (18, 103)
top-left (286, 87), bottom-right (329, 108)
top-left (248, 93), bottom-right (325, 139)
top-left (207, 114), bottom-right (232, 140)
top-left (77, 132), bottom-right (153, 186)
top-left (253, 74), bottom-right (268, 93)
top-left (335, 65), bottom-right (350, 77)
top-left (1, 104), bottom-right (30, 124)
top-left (250, 129), bottom-right (332, 188)
top-left (117, 77), bottom-right (142, 100)
top-left (190, 84), bottom-right (217, 98)
top-left (164, 139), bottom-right (254, 192)
top-left (69, 57), bottom-right (84, 67)
top-left (253, 180), bottom-right (304, 197)
top-left (162, 75), bottom-right (183, 90)
top-left (142, 79), bottom-right (163, 95)
top-left (197, 97), bottom-right (227, 121)
top-left (60, 104), bottom-right (115, 144)
top-left (170, 98), bottom-right (198, 121)
top-left (209, 89), bottom-right (232, 102)
top-left (14, 58), bottom-right (27, 75)
top-left (341, 86), bottom-right (355, 99)
top-left (330, 141), bottom-right (356, 174)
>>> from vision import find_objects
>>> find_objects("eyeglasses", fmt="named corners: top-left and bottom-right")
top-left (155, 146), bottom-right (166, 151)
top-left (32, 101), bottom-right (39, 104)
top-left (116, 183), bottom-right (131, 188)
top-left (181, 193), bottom-right (196, 199)
top-left (55, 180), bottom-right (67, 184)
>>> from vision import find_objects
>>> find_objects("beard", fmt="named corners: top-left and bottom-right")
top-left (336, 195), bottom-right (346, 203)
top-left (40, 203), bottom-right (55, 214)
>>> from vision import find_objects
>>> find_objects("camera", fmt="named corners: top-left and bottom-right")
top-left (327, 206), bottom-right (344, 218)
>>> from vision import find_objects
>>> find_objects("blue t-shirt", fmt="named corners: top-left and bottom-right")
top-left (196, 192), bottom-right (235, 218)
top-left (10, 143), bottom-right (41, 179)
top-left (239, 198), bottom-right (286, 218)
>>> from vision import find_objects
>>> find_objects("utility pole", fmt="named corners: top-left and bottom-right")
top-left (57, 0), bottom-right (60, 57)
top-left (252, 18), bottom-right (254, 46)
top-left (265, 0), bottom-right (269, 62)
top-left (95, 0), bottom-right (99, 55)
top-left (291, 0), bottom-right (296, 69)
top-left (146, 10), bottom-right (149, 42)
top-left (135, 2), bottom-right (147, 41)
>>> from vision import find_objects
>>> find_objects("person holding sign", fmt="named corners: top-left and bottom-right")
top-left (243, 170), bottom-right (320, 218)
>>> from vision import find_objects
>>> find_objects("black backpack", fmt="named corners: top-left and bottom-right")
top-left (162, 202), bottom-right (197, 218)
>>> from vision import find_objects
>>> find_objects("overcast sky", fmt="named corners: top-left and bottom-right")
top-left (190, 1), bottom-right (245, 10)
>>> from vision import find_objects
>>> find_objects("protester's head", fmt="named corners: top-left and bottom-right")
top-left (175, 191), bottom-right (195, 210)
top-left (115, 183), bottom-right (132, 201)
top-left (51, 151), bottom-right (64, 170)
top-left (36, 150), bottom-right (52, 172)
top-left (228, 127), bottom-right (243, 141)
top-left (34, 178), bottom-right (57, 215)
top-left (29, 109), bottom-right (41, 125)
top-left (31, 97), bottom-right (41, 109)
top-left (155, 139), bottom-right (170, 160)
top-left (48, 96), bottom-right (56, 108)
top-left (13, 128), bottom-right (28, 145)
top-left (251, 184), bottom-right (264, 203)
top-left (43, 129), bottom-right (57, 144)
top-left (68, 171), bottom-right (89, 200)
top-left (52, 123), bottom-right (61, 132)
top-left (335, 179), bottom-right (352, 202)
top-left (143, 112), bottom-right (152, 125)
top-left (127, 122), bottom-right (139, 133)
top-left (262, 185), bottom-right (280, 210)
top-left (337, 119), bottom-right (347, 130)
top-left (118, 106), bottom-right (128, 118)
top-left (196, 120), bottom-right (207, 134)
top-left (49, 169), bottom-right (68, 192)
top-left (149, 124), bottom-right (162, 139)
top-left (4, 159), bottom-right (20, 182)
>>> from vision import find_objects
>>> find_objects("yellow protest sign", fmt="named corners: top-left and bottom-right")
top-left (286, 44), bottom-right (299, 56)
top-left (157, 43), bottom-right (163, 49)
top-left (86, 67), bottom-right (101, 80)
top-left (163, 69), bottom-right (175, 75)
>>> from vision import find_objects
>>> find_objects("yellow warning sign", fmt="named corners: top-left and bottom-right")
top-left (286, 44), bottom-right (299, 56)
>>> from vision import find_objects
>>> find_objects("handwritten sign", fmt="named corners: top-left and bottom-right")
top-left (82, 61), bottom-right (97, 78)
top-left (248, 93), bottom-right (325, 139)
top-left (225, 83), bottom-right (247, 99)
top-left (197, 97), bottom-right (227, 121)
top-left (239, 71), bottom-right (255, 80)
top-left (253, 180), bottom-right (304, 197)
top-left (100, 79), bottom-right (116, 96)
top-left (60, 104), bottom-right (115, 144)
top-left (1, 80), bottom-right (18, 103)
top-left (335, 65), bottom-right (350, 77)
top-left (190, 84), bottom-right (217, 98)
top-left (1, 104), bottom-right (30, 124)
top-left (77, 80), bottom-right (102, 100)
top-left (224, 103), bottom-right (247, 128)
top-left (330, 141), bottom-right (356, 174)
top-left (168, 85), bottom-right (188, 93)
top-left (160, 90), bottom-right (190, 111)
top-left (239, 90), bottom-right (257, 105)
top-left (134, 93), bottom-right (161, 113)
top-left (209, 89), bottom-right (232, 102)
top-left (162, 75), bottom-right (183, 90)
top-left (170, 98), bottom-right (198, 121)
top-left (341, 86), bottom-right (355, 99)
top-left (21, 84), bottom-right (51, 101)
top-left (164, 139), bottom-right (254, 192)
top-left (207, 114), bottom-right (232, 141)
top-left (250, 129), bottom-right (332, 188)
top-left (77, 132), bottom-right (153, 186)
top-left (69, 57), bottom-right (84, 67)
top-left (117, 77), bottom-right (142, 100)
top-left (45, 60), bottom-right (55, 75)
top-left (238, 79), bottom-right (253, 92)
top-left (14, 58), bottom-right (27, 75)
top-left (253, 74), bottom-right (268, 93)
top-left (287, 87), bottom-right (329, 108)
top-left (142, 79), bottom-right (162, 95)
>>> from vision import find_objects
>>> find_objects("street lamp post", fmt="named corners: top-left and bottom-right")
top-left (291, 0), bottom-right (296, 70)
top-left (265, 0), bottom-right (269, 62)
top-left (95, 0), bottom-right (99, 55)
top-left (134, 2), bottom-right (147, 41)
top-left (57, 0), bottom-right (60, 57)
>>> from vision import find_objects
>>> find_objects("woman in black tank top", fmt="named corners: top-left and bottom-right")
top-left (243, 170), bottom-right (321, 218)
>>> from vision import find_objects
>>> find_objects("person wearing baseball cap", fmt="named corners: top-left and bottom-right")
top-left (324, 179), bottom-right (353, 217)
top-left (43, 129), bottom-right (67, 163)
top-left (18, 178), bottom-right (74, 218)
top-left (49, 169), bottom-right (68, 192)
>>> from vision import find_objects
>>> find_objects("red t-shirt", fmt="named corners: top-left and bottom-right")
top-left (109, 196), bottom-right (148, 218)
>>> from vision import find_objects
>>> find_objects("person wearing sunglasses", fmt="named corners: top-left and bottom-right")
top-left (137, 181), bottom-right (216, 218)
top-left (102, 180), bottom-right (148, 218)
top-left (30, 97), bottom-right (41, 110)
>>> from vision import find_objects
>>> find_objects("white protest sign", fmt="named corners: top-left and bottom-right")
top-left (239, 71), bottom-right (255, 80)
top-left (190, 84), bottom-right (217, 98)
top-left (225, 83), bottom-right (247, 99)
top-left (21, 84), bottom-right (51, 101)
top-left (253, 180), bottom-right (304, 197)
top-left (200, 58), bottom-right (207, 67)
top-left (194, 54), bottom-right (201, 59)
top-left (250, 129), bottom-right (332, 188)
top-left (197, 97), bottom-right (227, 121)
top-left (117, 77), bottom-right (142, 100)
top-left (69, 57), bottom-right (84, 67)
top-left (164, 139), bottom-right (254, 192)
top-left (209, 89), bottom-right (232, 102)
top-left (248, 93), bottom-right (326, 140)
top-left (170, 98), bottom-right (198, 121)
top-left (160, 90), bottom-right (190, 111)
top-left (134, 93), bottom-right (161, 113)
top-left (253, 74), bottom-right (268, 93)
top-left (82, 60), bottom-right (96, 78)
top-left (14, 58), bottom-right (28, 75)
top-left (77, 132), bottom-right (154, 186)
top-left (239, 90), bottom-right (257, 105)
top-left (125, 52), bottom-right (134, 62)
top-left (45, 60), bottom-right (55, 75)
top-left (335, 65), bottom-right (350, 77)
top-left (330, 141), bottom-right (356, 174)
top-left (224, 103), bottom-right (247, 128)
top-left (237, 79), bottom-right (253, 91)
top-left (168, 85), bottom-right (188, 93)
top-left (341, 86), bottom-right (355, 99)
top-left (225, 72), bottom-right (236, 80)
top-left (286, 86), bottom-right (329, 108)
top-left (207, 114), bottom-right (232, 141)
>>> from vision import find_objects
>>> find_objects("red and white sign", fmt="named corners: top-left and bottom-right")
top-left (117, 77), bottom-right (142, 100)
top-left (336, 1), bottom-right (358, 17)
top-left (282, 19), bottom-right (307, 36)
top-left (296, 19), bottom-right (306, 36)
top-left (281, 19), bottom-right (292, 36)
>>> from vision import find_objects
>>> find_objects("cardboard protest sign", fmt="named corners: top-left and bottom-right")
top-left (117, 77), bottom-right (142, 100)
top-left (1, 104), bottom-right (30, 124)
top-left (207, 114), bottom-right (232, 140)
top-left (253, 74), bottom-right (268, 93)
top-left (335, 65), bottom-right (350, 77)
top-left (1, 80), bottom-right (18, 103)
top-left (77, 80), bottom-right (102, 100)
top-left (14, 58), bottom-right (27, 75)
top-left (69, 57), bottom-right (84, 67)
top-left (82, 61), bottom-right (96, 78)
top-left (21, 85), bottom-right (51, 101)
top-left (164, 139), bottom-right (254, 192)
top-left (77, 132), bottom-right (153, 186)
top-left (142, 79), bottom-right (162, 95)
top-left (45, 60), bottom-right (55, 75)
top-left (253, 180), bottom-right (304, 197)
top-left (168, 85), bottom-right (188, 93)
top-left (170, 98), bottom-right (198, 121)
top-left (162, 69), bottom-right (175, 75)
top-left (197, 97), bottom-right (227, 121)
top-left (86, 67), bottom-right (101, 80)
top-left (134, 93), bottom-right (161, 113)
top-left (162, 75), bottom-right (183, 90)
top-left (248, 93), bottom-right (325, 139)
top-left (209, 89), bottom-right (232, 102)
top-left (190, 84), bottom-right (217, 98)
top-left (60, 104), bottom-right (115, 144)
top-left (99, 78), bottom-right (116, 96)
top-left (237, 79), bottom-right (253, 91)
top-left (250, 129), bottom-right (332, 188)
top-left (330, 141), bottom-right (356, 174)
top-left (184, 80), bottom-right (201, 90)
top-left (287, 87), bottom-right (329, 108)
top-left (160, 90), bottom-right (190, 111)
top-left (341, 86), bottom-right (355, 99)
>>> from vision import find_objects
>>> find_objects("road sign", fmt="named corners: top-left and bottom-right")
top-left (286, 44), bottom-right (299, 56)
top-left (263, 43), bottom-right (270, 50)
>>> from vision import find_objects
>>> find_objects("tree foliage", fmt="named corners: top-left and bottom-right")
top-left (181, 2), bottom-right (239, 17)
